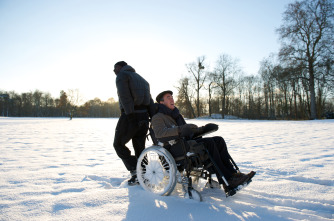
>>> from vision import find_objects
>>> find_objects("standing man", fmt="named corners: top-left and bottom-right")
top-left (113, 61), bottom-right (152, 185)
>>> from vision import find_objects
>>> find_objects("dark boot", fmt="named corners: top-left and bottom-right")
top-left (234, 171), bottom-right (256, 183)
top-left (226, 173), bottom-right (248, 189)
top-left (247, 171), bottom-right (256, 180)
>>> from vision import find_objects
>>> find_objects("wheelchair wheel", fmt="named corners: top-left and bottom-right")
top-left (136, 146), bottom-right (177, 196)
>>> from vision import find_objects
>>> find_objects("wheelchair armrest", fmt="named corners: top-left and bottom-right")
top-left (193, 128), bottom-right (218, 139)
top-left (157, 135), bottom-right (180, 143)
top-left (157, 135), bottom-right (182, 146)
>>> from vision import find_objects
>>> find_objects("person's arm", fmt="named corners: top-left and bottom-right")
top-left (151, 114), bottom-right (179, 139)
top-left (116, 73), bottom-right (134, 115)
top-left (193, 123), bottom-right (219, 138)
top-left (152, 114), bottom-right (199, 140)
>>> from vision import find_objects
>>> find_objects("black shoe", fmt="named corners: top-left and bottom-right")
top-left (227, 173), bottom-right (249, 189)
top-left (128, 174), bottom-right (139, 186)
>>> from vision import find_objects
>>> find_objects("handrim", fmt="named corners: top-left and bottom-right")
top-left (136, 146), bottom-right (177, 196)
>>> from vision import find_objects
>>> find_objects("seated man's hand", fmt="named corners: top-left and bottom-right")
top-left (203, 123), bottom-right (219, 133)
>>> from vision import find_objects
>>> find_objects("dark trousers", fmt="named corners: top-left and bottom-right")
top-left (113, 112), bottom-right (149, 172)
top-left (196, 136), bottom-right (237, 183)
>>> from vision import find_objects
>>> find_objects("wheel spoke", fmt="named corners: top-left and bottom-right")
top-left (137, 146), bottom-right (177, 195)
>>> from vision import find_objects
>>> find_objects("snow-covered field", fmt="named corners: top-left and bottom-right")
top-left (0, 117), bottom-right (333, 221)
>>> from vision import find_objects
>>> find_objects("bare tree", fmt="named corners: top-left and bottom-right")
top-left (259, 55), bottom-right (279, 119)
top-left (175, 77), bottom-right (196, 118)
top-left (186, 56), bottom-right (207, 117)
top-left (232, 75), bottom-right (246, 118)
top-left (205, 72), bottom-right (220, 118)
top-left (0, 93), bottom-right (10, 117)
top-left (207, 80), bottom-right (214, 118)
top-left (277, 0), bottom-right (334, 119)
top-left (67, 89), bottom-right (83, 119)
top-left (212, 54), bottom-right (241, 119)
top-left (33, 90), bottom-right (43, 117)
top-left (42, 93), bottom-right (53, 116)
top-left (58, 90), bottom-right (68, 117)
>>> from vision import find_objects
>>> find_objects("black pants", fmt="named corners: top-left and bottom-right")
top-left (196, 136), bottom-right (237, 183)
top-left (113, 112), bottom-right (149, 172)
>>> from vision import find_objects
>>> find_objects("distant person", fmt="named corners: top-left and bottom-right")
top-left (113, 61), bottom-right (153, 185)
top-left (151, 90), bottom-right (255, 193)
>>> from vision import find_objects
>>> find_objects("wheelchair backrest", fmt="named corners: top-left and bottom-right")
top-left (148, 101), bottom-right (159, 119)
top-left (148, 102), bottom-right (160, 145)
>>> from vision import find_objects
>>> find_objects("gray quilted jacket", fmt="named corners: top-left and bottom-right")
top-left (152, 112), bottom-right (198, 139)
top-left (116, 65), bottom-right (151, 115)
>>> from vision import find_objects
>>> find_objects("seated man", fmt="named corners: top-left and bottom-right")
top-left (151, 90), bottom-right (255, 193)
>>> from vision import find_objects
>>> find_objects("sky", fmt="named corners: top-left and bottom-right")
top-left (0, 0), bottom-right (295, 103)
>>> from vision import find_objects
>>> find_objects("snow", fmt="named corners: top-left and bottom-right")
top-left (1, 117), bottom-right (334, 221)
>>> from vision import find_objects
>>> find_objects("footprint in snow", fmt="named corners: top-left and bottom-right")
top-left (83, 175), bottom-right (127, 189)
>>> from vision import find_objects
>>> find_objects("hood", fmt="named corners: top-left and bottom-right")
top-left (120, 65), bottom-right (136, 73)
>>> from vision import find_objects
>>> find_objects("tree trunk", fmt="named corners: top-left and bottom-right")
top-left (309, 65), bottom-right (317, 119)
top-left (221, 95), bottom-right (225, 119)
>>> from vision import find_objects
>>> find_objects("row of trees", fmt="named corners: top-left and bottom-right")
top-left (175, 0), bottom-right (334, 120)
top-left (1, 0), bottom-right (333, 120)
top-left (176, 55), bottom-right (334, 119)
top-left (0, 90), bottom-right (120, 118)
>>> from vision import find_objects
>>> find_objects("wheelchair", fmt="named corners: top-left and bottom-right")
top-left (136, 125), bottom-right (243, 201)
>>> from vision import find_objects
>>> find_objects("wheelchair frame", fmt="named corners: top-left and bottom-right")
top-left (136, 127), bottom-right (241, 200)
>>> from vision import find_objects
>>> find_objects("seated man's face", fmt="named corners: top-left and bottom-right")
top-left (161, 93), bottom-right (175, 110)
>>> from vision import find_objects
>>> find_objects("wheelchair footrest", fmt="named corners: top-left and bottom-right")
top-left (224, 178), bottom-right (253, 197)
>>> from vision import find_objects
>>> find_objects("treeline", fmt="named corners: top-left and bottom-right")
top-left (0, 90), bottom-right (121, 118)
top-left (175, 0), bottom-right (334, 120)
top-left (175, 60), bottom-right (334, 120)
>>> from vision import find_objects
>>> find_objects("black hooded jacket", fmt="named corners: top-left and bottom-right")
top-left (116, 65), bottom-right (151, 115)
